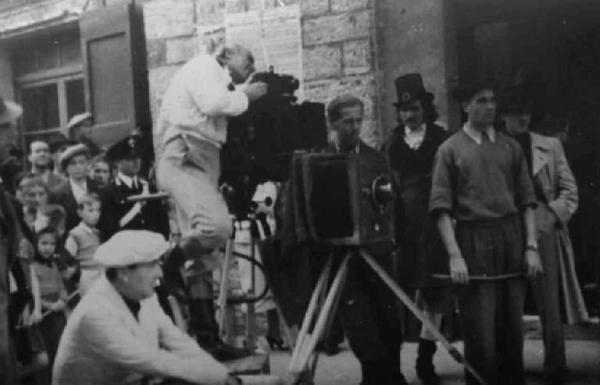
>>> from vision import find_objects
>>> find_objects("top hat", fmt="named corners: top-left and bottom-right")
top-left (106, 134), bottom-right (142, 163)
top-left (393, 73), bottom-right (433, 107)
top-left (0, 97), bottom-right (23, 125)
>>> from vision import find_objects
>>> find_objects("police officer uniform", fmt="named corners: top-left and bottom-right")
top-left (98, 136), bottom-right (169, 241)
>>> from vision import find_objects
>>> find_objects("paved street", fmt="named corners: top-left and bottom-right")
top-left (268, 339), bottom-right (600, 384)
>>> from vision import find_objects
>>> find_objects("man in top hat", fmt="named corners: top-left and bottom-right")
top-left (429, 81), bottom-right (543, 385)
top-left (386, 73), bottom-right (450, 385)
top-left (99, 135), bottom-right (169, 241)
top-left (50, 143), bottom-right (101, 232)
top-left (63, 112), bottom-right (101, 156)
top-left (500, 88), bottom-right (588, 385)
top-left (52, 230), bottom-right (243, 385)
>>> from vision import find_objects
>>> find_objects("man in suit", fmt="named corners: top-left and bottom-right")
top-left (98, 135), bottom-right (169, 241)
top-left (52, 230), bottom-right (242, 385)
top-left (500, 88), bottom-right (588, 385)
top-left (386, 73), bottom-right (450, 385)
top-left (28, 140), bottom-right (65, 191)
top-left (0, 96), bottom-right (30, 384)
top-left (50, 144), bottom-right (100, 232)
top-left (323, 94), bottom-right (406, 385)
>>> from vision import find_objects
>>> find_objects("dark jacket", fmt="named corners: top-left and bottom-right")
top-left (49, 178), bottom-right (101, 233)
top-left (98, 175), bottom-right (169, 242)
top-left (387, 123), bottom-right (449, 287)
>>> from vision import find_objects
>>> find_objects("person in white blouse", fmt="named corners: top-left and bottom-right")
top-left (155, 44), bottom-right (267, 357)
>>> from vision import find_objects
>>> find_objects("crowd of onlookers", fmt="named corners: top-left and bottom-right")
top-left (5, 112), bottom-right (167, 382)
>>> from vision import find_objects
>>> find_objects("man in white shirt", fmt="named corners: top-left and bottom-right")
top-left (155, 44), bottom-right (267, 357)
top-left (53, 230), bottom-right (243, 385)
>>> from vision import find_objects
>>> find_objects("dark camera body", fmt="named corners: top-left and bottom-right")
top-left (220, 71), bottom-right (327, 217)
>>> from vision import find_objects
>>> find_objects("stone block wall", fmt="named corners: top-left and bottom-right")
top-left (143, 0), bottom-right (382, 148)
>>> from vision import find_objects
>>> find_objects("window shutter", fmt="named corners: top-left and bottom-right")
top-left (79, 1), bottom-right (150, 147)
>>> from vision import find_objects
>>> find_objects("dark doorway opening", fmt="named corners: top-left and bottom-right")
top-left (454, 0), bottom-right (600, 316)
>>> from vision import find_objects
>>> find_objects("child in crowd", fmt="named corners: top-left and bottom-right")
top-left (19, 176), bottom-right (49, 234)
top-left (90, 155), bottom-right (111, 188)
top-left (64, 193), bottom-right (102, 295)
top-left (28, 227), bottom-right (68, 367)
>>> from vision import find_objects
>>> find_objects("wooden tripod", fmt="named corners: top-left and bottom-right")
top-left (285, 249), bottom-right (488, 385)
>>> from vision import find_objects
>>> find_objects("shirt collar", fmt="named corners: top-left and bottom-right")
top-left (462, 123), bottom-right (495, 145)
top-left (117, 172), bottom-right (136, 188)
top-left (80, 221), bottom-right (98, 234)
top-left (404, 123), bottom-right (427, 149)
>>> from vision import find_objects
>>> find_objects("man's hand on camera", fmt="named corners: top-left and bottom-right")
top-left (244, 81), bottom-right (268, 102)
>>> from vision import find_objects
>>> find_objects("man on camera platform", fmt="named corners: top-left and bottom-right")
top-left (321, 94), bottom-right (406, 385)
top-left (155, 44), bottom-right (267, 359)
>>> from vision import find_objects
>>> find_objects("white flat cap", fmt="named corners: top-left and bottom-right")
top-left (0, 98), bottom-right (23, 124)
top-left (94, 230), bottom-right (170, 267)
top-left (63, 112), bottom-right (92, 138)
top-left (59, 143), bottom-right (90, 171)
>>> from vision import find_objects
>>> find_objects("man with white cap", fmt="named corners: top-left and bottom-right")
top-left (63, 112), bottom-right (100, 156)
top-left (52, 230), bottom-right (242, 385)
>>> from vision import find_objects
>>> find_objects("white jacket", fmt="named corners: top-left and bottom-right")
top-left (52, 276), bottom-right (229, 385)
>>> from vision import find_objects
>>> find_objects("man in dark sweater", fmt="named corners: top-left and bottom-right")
top-left (429, 82), bottom-right (543, 385)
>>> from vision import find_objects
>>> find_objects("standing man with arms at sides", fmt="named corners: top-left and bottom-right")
top-left (500, 88), bottom-right (588, 385)
top-left (28, 140), bottom-right (65, 191)
top-left (155, 44), bottom-right (267, 358)
top-left (324, 94), bottom-right (405, 385)
top-left (429, 81), bottom-right (543, 385)
top-left (0, 96), bottom-right (29, 385)
top-left (386, 73), bottom-right (450, 385)
top-left (52, 230), bottom-right (243, 385)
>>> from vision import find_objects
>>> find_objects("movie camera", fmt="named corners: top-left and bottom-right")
top-left (220, 69), bottom-right (327, 217)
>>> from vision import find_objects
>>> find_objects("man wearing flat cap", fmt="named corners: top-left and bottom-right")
top-left (52, 230), bottom-right (243, 385)
top-left (62, 112), bottom-right (101, 156)
top-left (386, 73), bottom-right (450, 385)
top-left (49, 143), bottom-right (100, 232)
top-left (99, 135), bottom-right (169, 241)
top-left (429, 80), bottom-right (542, 385)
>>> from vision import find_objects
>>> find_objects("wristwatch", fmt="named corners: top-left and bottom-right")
top-left (525, 243), bottom-right (539, 252)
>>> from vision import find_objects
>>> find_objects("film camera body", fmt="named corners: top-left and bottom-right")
top-left (221, 70), bottom-right (394, 246)
top-left (220, 70), bottom-right (327, 217)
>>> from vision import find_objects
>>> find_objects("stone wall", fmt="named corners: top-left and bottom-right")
top-left (144, 0), bottom-right (382, 148)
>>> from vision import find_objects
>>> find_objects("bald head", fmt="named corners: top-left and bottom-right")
top-left (218, 44), bottom-right (255, 84)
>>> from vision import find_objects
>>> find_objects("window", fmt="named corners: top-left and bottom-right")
top-left (13, 27), bottom-right (85, 149)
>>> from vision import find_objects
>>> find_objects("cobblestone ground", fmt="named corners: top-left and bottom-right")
top-left (267, 339), bottom-right (600, 385)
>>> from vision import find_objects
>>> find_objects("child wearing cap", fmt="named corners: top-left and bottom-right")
top-left (64, 193), bottom-right (102, 295)
top-left (28, 227), bottom-right (68, 368)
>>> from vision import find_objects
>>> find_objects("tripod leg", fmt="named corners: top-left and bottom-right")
top-left (217, 237), bottom-right (234, 339)
top-left (294, 252), bottom-right (351, 373)
top-left (360, 250), bottom-right (488, 385)
top-left (288, 254), bottom-right (333, 371)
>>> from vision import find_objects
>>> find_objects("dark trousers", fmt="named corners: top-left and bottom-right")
top-left (38, 311), bottom-right (66, 366)
top-left (335, 250), bottom-right (403, 384)
top-left (189, 297), bottom-right (219, 348)
top-left (530, 229), bottom-right (566, 375)
top-left (455, 215), bottom-right (526, 385)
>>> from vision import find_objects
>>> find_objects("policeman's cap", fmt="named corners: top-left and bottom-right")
top-left (106, 135), bottom-right (142, 163)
